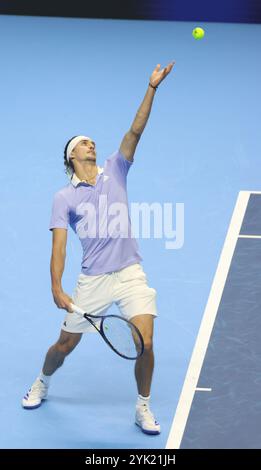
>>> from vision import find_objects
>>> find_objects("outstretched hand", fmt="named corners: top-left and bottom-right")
top-left (149, 61), bottom-right (175, 88)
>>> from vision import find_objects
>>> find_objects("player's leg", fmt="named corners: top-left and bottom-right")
top-left (115, 263), bottom-right (160, 434)
top-left (22, 330), bottom-right (82, 409)
top-left (131, 314), bottom-right (154, 397)
top-left (42, 330), bottom-right (82, 375)
top-left (131, 314), bottom-right (160, 435)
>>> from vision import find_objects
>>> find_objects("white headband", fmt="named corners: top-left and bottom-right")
top-left (66, 135), bottom-right (92, 163)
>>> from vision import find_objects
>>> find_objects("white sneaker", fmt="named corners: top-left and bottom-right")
top-left (22, 378), bottom-right (48, 409)
top-left (135, 404), bottom-right (161, 435)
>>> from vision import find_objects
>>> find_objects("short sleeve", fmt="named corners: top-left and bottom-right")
top-left (49, 192), bottom-right (69, 231)
top-left (105, 150), bottom-right (133, 179)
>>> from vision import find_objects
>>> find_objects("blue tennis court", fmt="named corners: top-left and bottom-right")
top-left (167, 192), bottom-right (261, 449)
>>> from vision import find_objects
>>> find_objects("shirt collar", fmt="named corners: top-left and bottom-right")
top-left (70, 166), bottom-right (104, 187)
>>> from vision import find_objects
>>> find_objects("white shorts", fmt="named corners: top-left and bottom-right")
top-left (62, 263), bottom-right (157, 334)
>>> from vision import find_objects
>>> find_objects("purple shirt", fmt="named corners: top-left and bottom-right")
top-left (49, 150), bottom-right (142, 275)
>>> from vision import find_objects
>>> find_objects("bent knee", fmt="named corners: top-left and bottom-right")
top-left (143, 338), bottom-right (153, 351)
top-left (56, 339), bottom-right (79, 355)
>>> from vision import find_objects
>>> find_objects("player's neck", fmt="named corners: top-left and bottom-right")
top-left (74, 161), bottom-right (98, 182)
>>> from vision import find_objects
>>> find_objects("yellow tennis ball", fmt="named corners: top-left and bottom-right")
top-left (192, 27), bottom-right (205, 40)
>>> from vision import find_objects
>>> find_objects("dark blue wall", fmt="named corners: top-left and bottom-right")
top-left (0, 0), bottom-right (261, 23)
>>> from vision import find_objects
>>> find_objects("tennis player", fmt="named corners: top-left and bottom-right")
top-left (22, 62), bottom-right (175, 435)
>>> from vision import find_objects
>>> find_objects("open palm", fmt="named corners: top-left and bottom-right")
top-left (150, 62), bottom-right (175, 88)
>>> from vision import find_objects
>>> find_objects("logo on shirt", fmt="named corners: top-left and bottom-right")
top-left (103, 175), bottom-right (109, 182)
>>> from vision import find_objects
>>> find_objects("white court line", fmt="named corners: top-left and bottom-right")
top-left (238, 235), bottom-right (261, 239)
top-left (195, 388), bottom-right (212, 392)
top-left (165, 191), bottom-right (250, 449)
top-left (245, 191), bottom-right (261, 195)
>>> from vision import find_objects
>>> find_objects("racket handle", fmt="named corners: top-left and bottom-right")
top-left (70, 303), bottom-right (85, 315)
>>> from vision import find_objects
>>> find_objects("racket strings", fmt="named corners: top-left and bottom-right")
top-left (102, 316), bottom-right (143, 359)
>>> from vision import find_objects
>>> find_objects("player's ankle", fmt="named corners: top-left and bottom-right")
top-left (39, 371), bottom-right (51, 386)
top-left (136, 394), bottom-right (151, 408)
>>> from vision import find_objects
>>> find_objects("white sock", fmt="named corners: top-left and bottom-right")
top-left (137, 394), bottom-right (150, 408)
top-left (39, 371), bottom-right (51, 386)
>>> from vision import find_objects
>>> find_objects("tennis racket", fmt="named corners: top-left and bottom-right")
top-left (71, 303), bottom-right (144, 360)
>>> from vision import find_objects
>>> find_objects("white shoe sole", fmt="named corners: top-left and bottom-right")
top-left (22, 397), bottom-right (47, 410)
top-left (135, 421), bottom-right (161, 435)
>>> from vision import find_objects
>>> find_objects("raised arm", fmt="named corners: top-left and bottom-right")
top-left (119, 61), bottom-right (175, 162)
